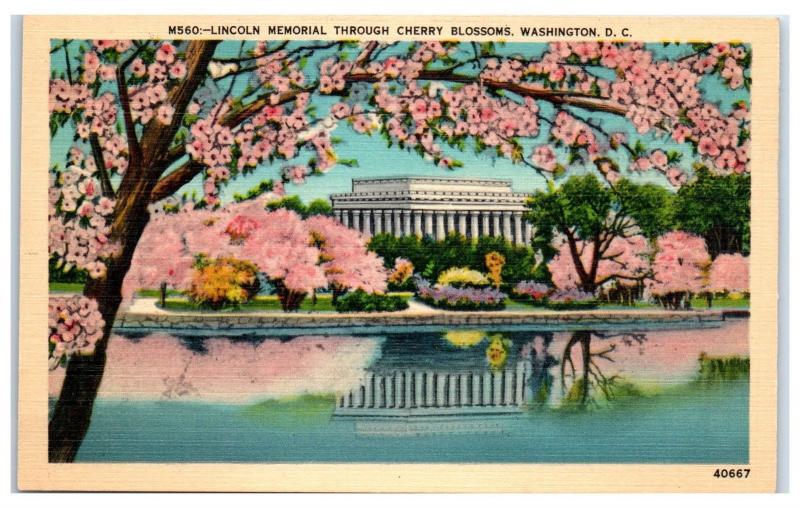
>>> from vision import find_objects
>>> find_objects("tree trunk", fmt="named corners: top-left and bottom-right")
top-left (48, 172), bottom-right (155, 462)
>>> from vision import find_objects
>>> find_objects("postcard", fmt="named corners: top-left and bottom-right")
top-left (17, 15), bottom-right (779, 492)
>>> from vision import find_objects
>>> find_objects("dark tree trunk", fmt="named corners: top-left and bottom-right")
top-left (48, 168), bottom-right (155, 462)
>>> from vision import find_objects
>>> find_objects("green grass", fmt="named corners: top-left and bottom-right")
top-left (48, 282), bottom-right (85, 293)
top-left (505, 296), bottom-right (749, 311)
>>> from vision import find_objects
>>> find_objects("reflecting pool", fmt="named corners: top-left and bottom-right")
top-left (49, 318), bottom-right (749, 463)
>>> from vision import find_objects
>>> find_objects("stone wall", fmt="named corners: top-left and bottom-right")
top-left (115, 309), bottom-right (731, 332)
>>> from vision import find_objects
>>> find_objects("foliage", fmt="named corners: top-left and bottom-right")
top-left (696, 353), bottom-right (750, 382)
top-left (333, 289), bottom-right (409, 313)
top-left (186, 256), bottom-right (261, 309)
top-left (436, 267), bottom-right (490, 288)
top-left (674, 167), bottom-right (750, 257)
top-left (527, 174), bottom-right (672, 292)
top-left (368, 232), bottom-right (542, 286)
top-left (266, 195), bottom-right (333, 218)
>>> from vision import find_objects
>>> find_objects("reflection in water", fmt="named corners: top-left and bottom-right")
top-left (49, 320), bottom-right (749, 413)
top-left (56, 319), bottom-right (749, 463)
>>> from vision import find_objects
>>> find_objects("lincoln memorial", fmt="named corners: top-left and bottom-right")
top-left (330, 176), bottom-right (533, 245)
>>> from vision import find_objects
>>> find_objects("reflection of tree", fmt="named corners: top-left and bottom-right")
top-left (525, 333), bottom-right (557, 407)
top-left (559, 330), bottom-right (646, 407)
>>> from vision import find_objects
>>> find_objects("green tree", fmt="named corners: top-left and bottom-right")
top-left (266, 195), bottom-right (333, 218)
top-left (526, 173), bottom-right (673, 292)
top-left (673, 166), bottom-right (750, 257)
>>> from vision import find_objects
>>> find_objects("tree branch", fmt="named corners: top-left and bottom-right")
top-left (139, 40), bottom-right (220, 171)
top-left (89, 133), bottom-right (115, 198)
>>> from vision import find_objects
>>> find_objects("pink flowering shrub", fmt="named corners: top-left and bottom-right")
top-left (48, 296), bottom-right (105, 369)
top-left (306, 215), bottom-right (388, 300)
top-left (708, 253), bottom-right (749, 294)
top-left (648, 231), bottom-right (711, 309)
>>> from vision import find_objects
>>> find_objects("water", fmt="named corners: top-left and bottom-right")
top-left (49, 318), bottom-right (749, 463)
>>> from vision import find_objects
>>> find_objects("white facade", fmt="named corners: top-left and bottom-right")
top-left (330, 176), bottom-right (533, 245)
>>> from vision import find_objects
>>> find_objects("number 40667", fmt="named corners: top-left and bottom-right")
top-left (713, 468), bottom-right (750, 478)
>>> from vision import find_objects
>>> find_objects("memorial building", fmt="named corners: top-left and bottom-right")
top-left (330, 176), bottom-right (533, 245)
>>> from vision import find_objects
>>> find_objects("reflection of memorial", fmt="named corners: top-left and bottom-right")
top-left (333, 332), bottom-right (555, 432)
top-left (334, 363), bottom-right (528, 417)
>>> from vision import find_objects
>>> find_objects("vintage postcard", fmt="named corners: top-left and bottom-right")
top-left (18, 15), bottom-right (779, 492)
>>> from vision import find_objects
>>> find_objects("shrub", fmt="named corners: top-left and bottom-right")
top-left (545, 288), bottom-right (598, 310)
top-left (485, 251), bottom-right (506, 288)
top-left (388, 257), bottom-right (415, 291)
top-left (334, 289), bottom-right (409, 313)
top-left (416, 277), bottom-right (506, 311)
top-left (436, 267), bottom-right (489, 289)
top-left (186, 256), bottom-right (261, 309)
top-left (512, 280), bottom-right (551, 304)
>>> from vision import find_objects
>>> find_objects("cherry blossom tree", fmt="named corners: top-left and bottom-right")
top-left (548, 234), bottom-right (651, 293)
top-left (647, 231), bottom-right (711, 309)
top-left (707, 253), bottom-right (749, 295)
top-left (530, 174), bottom-right (671, 293)
top-left (306, 215), bottom-right (388, 301)
top-left (48, 38), bottom-right (751, 461)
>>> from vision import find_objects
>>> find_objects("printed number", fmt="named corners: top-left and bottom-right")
top-left (713, 468), bottom-right (750, 478)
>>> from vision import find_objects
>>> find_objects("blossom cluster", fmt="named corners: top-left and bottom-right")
top-left (49, 148), bottom-right (118, 279)
top-left (127, 42), bottom-right (185, 126)
top-left (48, 295), bottom-right (105, 369)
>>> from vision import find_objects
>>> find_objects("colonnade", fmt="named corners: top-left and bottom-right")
top-left (332, 208), bottom-right (533, 245)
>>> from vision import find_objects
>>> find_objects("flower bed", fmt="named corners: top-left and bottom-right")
top-left (544, 288), bottom-right (599, 310)
top-left (416, 278), bottom-right (506, 311)
top-left (512, 281), bottom-right (551, 305)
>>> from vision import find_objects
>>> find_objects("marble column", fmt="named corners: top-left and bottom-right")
top-left (482, 212), bottom-right (491, 238)
top-left (445, 211), bottom-right (455, 236)
top-left (423, 210), bottom-right (434, 237)
top-left (470, 211), bottom-right (480, 240)
top-left (373, 210), bottom-right (383, 235)
top-left (492, 211), bottom-right (501, 238)
top-left (502, 211), bottom-right (513, 241)
top-left (334, 210), bottom-right (342, 222)
top-left (413, 211), bottom-right (423, 236)
top-left (524, 222), bottom-right (533, 244)
top-left (458, 212), bottom-right (468, 237)
top-left (393, 210), bottom-right (403, 236)
top-left (352, 209), bottom-right (361, 233)
top-left (435, 212), bottom-right (446, 240)
top-left (342, 210), bottom-right (350, 228)
top-left (363, 210), bottom-right (372, 237)
top-left (513, 212), bottom-right (524, 245)
top-left (402, 210), bottom-right (412, 236)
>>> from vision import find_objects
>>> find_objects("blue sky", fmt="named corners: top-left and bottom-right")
top-left (50, 40), bottom-right (749, 203)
